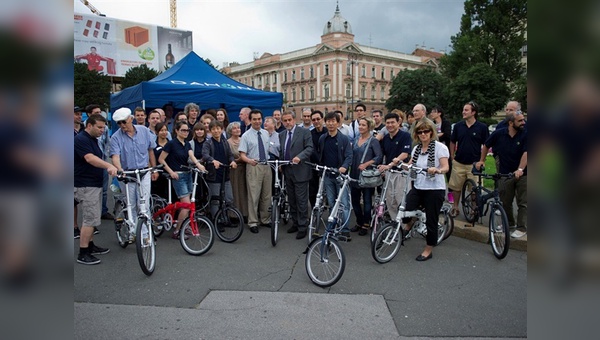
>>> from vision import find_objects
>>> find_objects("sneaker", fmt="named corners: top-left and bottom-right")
top-left (447, 192), bottom-right (454, 204)
top-left (93, 227), bottom-right (100, 235)
top-left (89, 243), bottom-right (110, 255)
top-left (172, 230), bottom-right (189, 240)
top-left (511, 230), bottom-right (527, 238)
top-left (340, 231), bottom-right (352, 242)
top-left (74, 227), bottom-right (80, 239)
top-left (101, 212), bottom-right (115, 220)
top-left (77, 252), bottom-right (101, 265)
top-left (495, 210), bottom-right (501, 216)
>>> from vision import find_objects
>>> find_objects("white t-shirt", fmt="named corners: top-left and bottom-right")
top-left (410, 141), bottom-right (449, 190)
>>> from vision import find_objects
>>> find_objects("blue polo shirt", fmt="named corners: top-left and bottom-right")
top-left (485, 127), bottom-right (527, 175)
top-left (163, 138), bottom-right (192, 172)
top-left (109, 125), bottom-right (156, 170)
top-left (451, 120), bottom-right (489, 164)
top-left (380, 130), bottom-right (412, 163)
top-left (75, 131), bottom-right (104, 187)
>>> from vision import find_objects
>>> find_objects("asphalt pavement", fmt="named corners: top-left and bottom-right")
top-left (74, 211), bottom-right (527, 339)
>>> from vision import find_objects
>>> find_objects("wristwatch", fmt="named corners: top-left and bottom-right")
top-left (517, 168), bottom-right (523, 171)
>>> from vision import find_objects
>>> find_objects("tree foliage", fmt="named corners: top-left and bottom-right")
top-left (442, 63), bottom-right (509, 119)
top-left (121, 64), bottom-right (160, 89)
top-left (74, 62), bottom-right (111, 109)
top-left (386, 68), bottom-right (448, 114)
top-left (441, 0), bottom-right (527, 84)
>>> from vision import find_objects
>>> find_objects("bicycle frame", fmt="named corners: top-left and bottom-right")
top-left (118, 166), bottom-right (160, 234)
top-left (153, 166), bottom-right (205, 235)
top-left (471, 168), bottom-right (514, 222)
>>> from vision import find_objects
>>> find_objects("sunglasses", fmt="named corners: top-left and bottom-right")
top-left (416, 130), bottom-right (431, 135)
top-left (116, 120), bottom-right (127, 125)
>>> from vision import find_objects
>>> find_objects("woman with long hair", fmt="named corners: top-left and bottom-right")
top-left (158, 121), bottom-right (206, 239)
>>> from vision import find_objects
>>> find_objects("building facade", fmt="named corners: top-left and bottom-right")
top-left (223, 4), bottom-right (439, 122)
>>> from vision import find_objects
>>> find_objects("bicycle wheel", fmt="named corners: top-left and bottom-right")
top-left (270, 198), bottom-right (280, 246)
top-left (461, 179), bottom-right (478, 223)
top-left (489, 204), bottom-right (510, 259)
top-left (113, 200), bottom-right (129, 248)
top-left (214, 206), bottom-right (244, 243)
top-left (439, 209), bottom-right (454, 241)
top-left (305, 237), bottom-right (345, 287)
top-left (307, 208), bottom-right (326, 244)
top-left (150, 197), bottom-right (166, 237)
top-left (436, 210), bottom-right (454, 244)
top-left (369, 204), bottom-right (387, 244)
top-left (180, 215), bottom-right (215, 256)
top-left (135, 216), bottom-right (156, 276)
top-left (371, 224), bottom-right (402, 264)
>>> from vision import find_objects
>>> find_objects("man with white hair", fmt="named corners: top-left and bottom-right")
top-left (109, 108), bottom-right (158, 232)
top-left (298, 108), bottom-right (314, 131)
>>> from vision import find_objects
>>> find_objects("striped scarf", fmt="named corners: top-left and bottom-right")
top-left (411, 142), bottom-right (436, 179)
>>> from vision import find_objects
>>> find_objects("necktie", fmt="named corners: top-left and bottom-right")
top-left (284, 130), bottom-right (292, 160)
top-left (257, 131), bottom-right (267, 162)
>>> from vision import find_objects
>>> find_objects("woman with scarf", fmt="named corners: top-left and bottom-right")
top-left (402, 118), bottom-right (449, 261)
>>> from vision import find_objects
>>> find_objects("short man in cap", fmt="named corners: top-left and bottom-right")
top-left (109, 108), bottom-right (158, 230)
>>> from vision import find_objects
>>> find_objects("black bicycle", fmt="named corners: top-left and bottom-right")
top-left (208, 164), bottom-right (244, 243)
top-left (264, 159), bottom-right (292, 246)
top-left (461, 164), bottom-right (514, 259)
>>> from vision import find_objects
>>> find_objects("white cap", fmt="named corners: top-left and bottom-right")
top-left (113, 107), bottom-right (132, 121)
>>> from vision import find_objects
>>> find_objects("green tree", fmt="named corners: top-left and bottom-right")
top-left (441, 0), bottom-right (527, 84)
top-left (442, 63), bottom-right (509, 119)
top-left (386, 68), bottom-right (448, 114)
top-left (74, 62), bottom-right (111, 109)
top-left (121, 64), bottom-right (160, 89)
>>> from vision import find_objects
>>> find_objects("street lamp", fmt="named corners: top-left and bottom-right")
top-left (347, 53), bottom-right (359, 120)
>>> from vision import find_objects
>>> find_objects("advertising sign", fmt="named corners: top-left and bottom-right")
top-left (74, 13), bottom-right (193, 77)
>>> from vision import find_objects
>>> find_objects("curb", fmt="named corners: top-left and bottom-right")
top-left (452, 218), bottom-right (527, 252)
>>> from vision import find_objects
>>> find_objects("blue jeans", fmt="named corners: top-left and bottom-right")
top-left (323, 175), bottom-right (350, 232)
top-left (350, 186), bottom-right (373, 226)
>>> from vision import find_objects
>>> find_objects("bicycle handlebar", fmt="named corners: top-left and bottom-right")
top-left (117, 165), bottom-right (164, 183)
top-left (470, 163), bottom-right (514, 179)
top-left (181, 164), bottom-right (209, 174)
top-left (305, 161), bottom-right (340, 175)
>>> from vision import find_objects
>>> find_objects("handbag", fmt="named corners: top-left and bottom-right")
top-left (358, 137), bottom-right (383, 188)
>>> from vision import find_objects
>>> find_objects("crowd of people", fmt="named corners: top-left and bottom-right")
top-left (74, 101), bottom-right (527, 265)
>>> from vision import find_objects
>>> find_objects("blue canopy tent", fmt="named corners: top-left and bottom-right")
top-left (110, 51), bottom-right (282, 122)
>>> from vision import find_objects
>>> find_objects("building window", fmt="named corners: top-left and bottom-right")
top-left (371, 66), bottom-right (376, 78)
top-left (390, 69), bottom-right (394, 80)
top-left (361, 85), bottom-right (366, 99)
top-left (380, 86), bottom-right (385, 100)
top-left (371, 85), bottom-right (376, 100)
top-left (257, 75), bottom-right (262, 87)
top-left (310, 86), bottom-right (315, 101)
top-left (381, 67), bottom-right (385, 80)
top-left (292, 88), bottom-right (296, 102)
top-left (283, 90), bottom-right (287, 102)
top-left (310, 66), bottom-right (314, 78)
top-left (292, 70), bottom-right (296, 81)
top-left (346, 83), bottom-right (351, 98)
top-left (265, 74), bottom-right (269, 85)
top-left (301, 87), bottom-right (305, 101)
top-left (324, 64), bottom-right (329, 76)
top-left (300, 68), bottom-right (305, 80)
top-left (346, 62), bottom-right (351, 75)
top-left (361, 65), bottom-right (366, 77)
top-left (324, 84), bottom-right (330, 99)
top-left (284, 71), bottom-right (287, 82)
top-left (273, 73), bottom-right (278, 84)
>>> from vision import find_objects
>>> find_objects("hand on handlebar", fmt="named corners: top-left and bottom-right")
top-left (107, 165), bottom-right (118, 177)
top-left (213, 160), bottom-right (221, 169)
top-left (475, 161), bottom-right (485, 171)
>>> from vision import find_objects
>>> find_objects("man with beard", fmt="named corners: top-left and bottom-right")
top-left (476, 110), bottom-right (527, 238)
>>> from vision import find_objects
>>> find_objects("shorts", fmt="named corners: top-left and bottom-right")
top-left (448, 161), bottom-right (476, 192)
top-left (172, 172), bottom-right (193, 199)
top-left (74, 187), bottom-right (102, 227)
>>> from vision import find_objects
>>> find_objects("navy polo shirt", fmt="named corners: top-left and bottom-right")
top-left (322, 134), bottom-right (340, 169)
top-left (451, 120), bottom-right (489, 164)
top-left (212, 138), bottom-right (227, 183)
top-left (163, 138), bottom-right (192, 171)
top-left (380, 130), bottom-right (412, 163)
top-left (485, 128), bottom-right (527, 175)
top-left (75, 131), bottom-right (104, 187)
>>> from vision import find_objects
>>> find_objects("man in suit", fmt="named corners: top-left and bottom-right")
top-left (279, 111), bottom-right (314, 239)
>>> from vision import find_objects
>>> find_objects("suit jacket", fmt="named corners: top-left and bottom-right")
top-left (279, 126), bottom-right (314, 182)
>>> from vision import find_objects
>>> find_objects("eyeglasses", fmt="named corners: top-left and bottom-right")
top-left (312, 117), bottom-right (321, 121)
top-left (416, 130), bottom-right (431, 135)
top-left (179, 129), bottom-right (190, 132)
top-left (116, 120), bottom-right (127, 125)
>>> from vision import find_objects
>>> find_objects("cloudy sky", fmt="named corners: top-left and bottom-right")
top-left (74, 0), bottom-right (465, 68)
